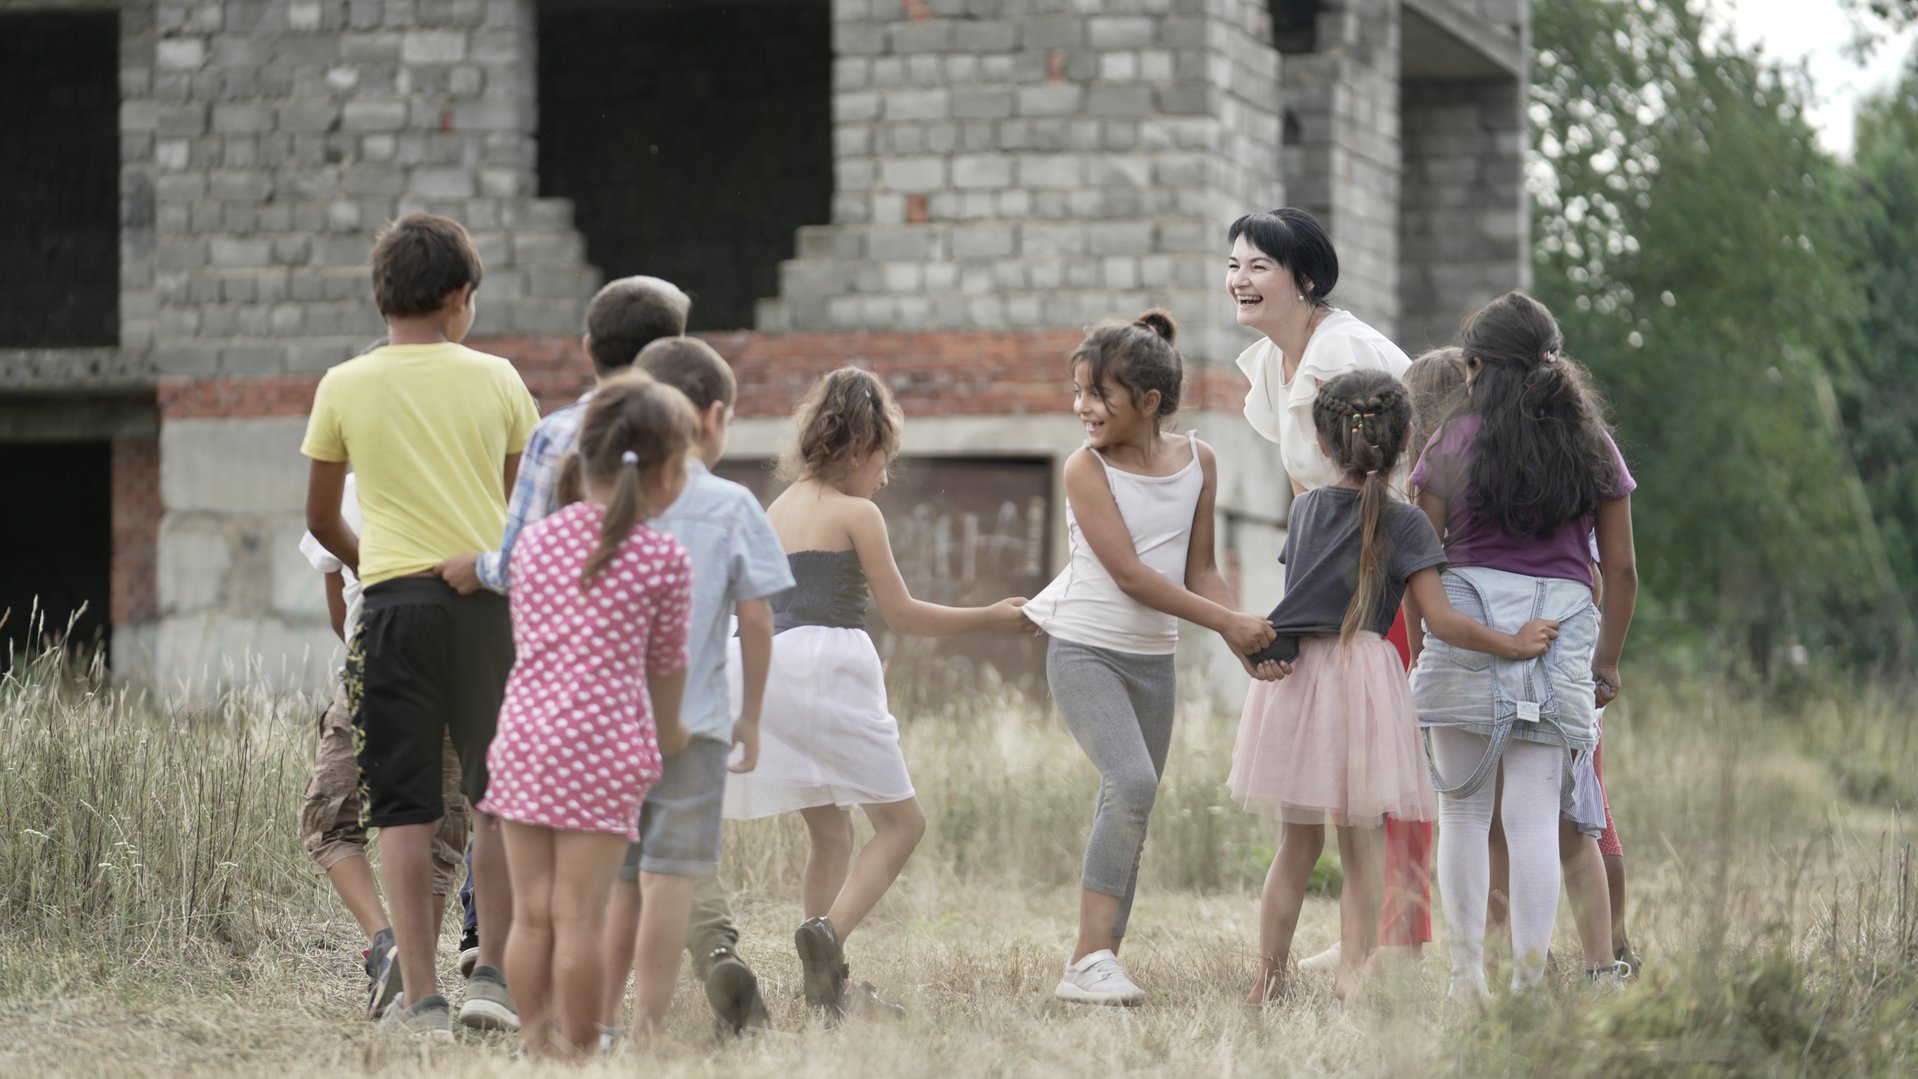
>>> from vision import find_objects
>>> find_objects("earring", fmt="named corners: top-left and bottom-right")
top-left (1296, 294), bottom-right (1304, 302)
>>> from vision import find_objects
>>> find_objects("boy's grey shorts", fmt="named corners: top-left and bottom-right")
top-left (619, 736), bottom-right (730, 879)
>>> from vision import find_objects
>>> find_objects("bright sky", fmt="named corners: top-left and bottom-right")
top-left (1720, 0), bottom-right (1918, 157)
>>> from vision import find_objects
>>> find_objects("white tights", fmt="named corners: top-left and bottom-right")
top-left (1430, 728), bottom-right (1564, 994)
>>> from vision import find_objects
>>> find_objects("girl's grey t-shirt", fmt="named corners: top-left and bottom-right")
top-left (1267, 486), bottom-right (1447, 637)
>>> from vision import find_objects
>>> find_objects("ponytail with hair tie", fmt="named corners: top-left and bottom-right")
top-left (566, 370), bottom-right (699, 590)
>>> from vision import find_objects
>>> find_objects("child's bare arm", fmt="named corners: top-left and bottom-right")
top-left (1404, 488), bottom-right (1449, 664)
top-left (648, 669), bottom-right (690, 757)
top-left (848, 499), bottom-right (1027, 636)
top-left (324, 571), bottom-right (347, 642)
top-left (1590, 494), bottom-right (1636, 705)
top-left (1069, 449), bottom-right (1273, 653)
top-left (730, 597), bottom-right (774, 774)
top-left (1182, 442), bottom-right (1237, 608)
top-left (1406, 568), bottom-right (1558, 660)
top-left (305, 460), bottom-right (359, 574)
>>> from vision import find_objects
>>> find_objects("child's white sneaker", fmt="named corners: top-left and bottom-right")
top-left (1054, 949), bottom-right (1145, 1007)
top-left (1298, 942), bottom-right (1342, 972)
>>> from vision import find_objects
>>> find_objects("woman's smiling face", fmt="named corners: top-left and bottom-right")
top-left (1226, 234), bottom-right (1294, 331)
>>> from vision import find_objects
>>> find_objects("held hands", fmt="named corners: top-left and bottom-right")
top-left (432, 552), bottom-right (484, 595)
top-left (1505, 619), bottom-right (1560, 660)
top-left (729, 714), bottom-right (761, 774)
top-left (1222, 612), bottom-right (1278, 656)
top-left (1593, 664), bottom-right (1622, 708)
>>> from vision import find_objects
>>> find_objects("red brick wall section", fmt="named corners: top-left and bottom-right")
top-left (155, 331), bottom-right (1254, 421)
top-left (110, 438), bottom-right (159, 626)
top-left (706, 329), bottom-right (1084, 418)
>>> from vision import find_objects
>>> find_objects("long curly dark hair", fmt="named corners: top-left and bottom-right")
top-left (1459, 292), bottom-right (1625, 538)
top-left (1310, 369), bottom-right (1413, 644)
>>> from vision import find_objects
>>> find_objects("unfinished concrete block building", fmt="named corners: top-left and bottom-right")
top-left (0, 0), bottom-right (1528, 698)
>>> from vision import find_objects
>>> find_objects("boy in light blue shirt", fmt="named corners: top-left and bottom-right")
top-left (597, 336), bottom-right (794, 1041)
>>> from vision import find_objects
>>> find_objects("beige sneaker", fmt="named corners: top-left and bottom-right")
top-left (381, 994), bottom-right (454, 1040)
top-left (458, 965), bottom-right (520, 1031)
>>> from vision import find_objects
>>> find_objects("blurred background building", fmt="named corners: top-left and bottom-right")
top-left (0, 0), bottom-right (1528, 700)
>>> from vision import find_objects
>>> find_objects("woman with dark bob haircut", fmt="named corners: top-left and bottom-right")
top-left (1225, 208), bottom-right (1434, 978)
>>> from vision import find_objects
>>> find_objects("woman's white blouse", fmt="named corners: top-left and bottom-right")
top-left (1234, 309), bottom-right (1413, 490)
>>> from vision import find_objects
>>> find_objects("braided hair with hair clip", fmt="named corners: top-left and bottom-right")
top-left (1309, 369), bottom-right (1414, 644)
top-left (555, 369), bottom-right (699, 590)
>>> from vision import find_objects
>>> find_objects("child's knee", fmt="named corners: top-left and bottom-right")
top-left (1109, 770), bottom-right (1159, 820)
top-left (884, 801), bottom-right (927, 847)
top-left (515, 889), bottom-right (554, 931)
top-left (805, 812), bottom-right (855, 855)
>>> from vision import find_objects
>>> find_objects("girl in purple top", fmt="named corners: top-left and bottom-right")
top-left (1406, 291), bottom-right (1639, 997)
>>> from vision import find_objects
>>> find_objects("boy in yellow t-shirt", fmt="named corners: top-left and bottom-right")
top-left (301, 212), bottom-right (539, 1039)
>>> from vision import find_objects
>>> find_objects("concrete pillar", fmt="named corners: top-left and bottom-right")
top-left (1277, 0), bottom-right (1404, 336)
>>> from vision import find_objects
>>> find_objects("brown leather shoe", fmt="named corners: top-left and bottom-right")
top-left (705, 947), bottom-right (772, 1036)
top-left (794, 917), bottom-right (849, 1018)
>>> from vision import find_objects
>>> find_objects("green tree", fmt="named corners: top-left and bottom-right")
top-left (1840, 62), bottom-right (1918, 638)
top-left (1530, 0), bottom-right (1910, 671)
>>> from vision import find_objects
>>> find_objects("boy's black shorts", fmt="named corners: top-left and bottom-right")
top-left (346, 577), bottom-right (513, 829)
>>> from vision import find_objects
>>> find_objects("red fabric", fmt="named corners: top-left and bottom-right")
top-left (1384, 610), bottom-right (1412, 666)
top-left (1594, 724), bottom-right (1623, 858)
top-left (1379, 607), bottom-right (1433, 945)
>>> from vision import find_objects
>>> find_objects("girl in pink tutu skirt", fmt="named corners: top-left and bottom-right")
top-left (1233, 368), bottom-right (1560, 1005)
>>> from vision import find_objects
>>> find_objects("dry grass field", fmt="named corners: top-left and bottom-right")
top-left (3, 652), bottom-right (1916, 1077)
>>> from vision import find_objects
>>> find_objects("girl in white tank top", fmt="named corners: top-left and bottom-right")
top-left (1025, 311), bottom-right (1277, 1008)
top-left (1023, 430), bottom-right (1203, 654)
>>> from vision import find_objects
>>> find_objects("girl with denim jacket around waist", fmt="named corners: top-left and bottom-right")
top-left (1023, 310), bottom-right (1279, 1007)
top-left (1230, 369), bottom-right (1559, 1008)
top-left (1406, 291), bottom-right (1639, 998)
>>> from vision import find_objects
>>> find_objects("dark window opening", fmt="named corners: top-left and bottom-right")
top-left (1, 441), bottom-right (112, 669)
top-left (536, 0), bottom-right (833, 332)
top-left (1282, 109), bottom-right (1303, 146)
top-left (1270, 0), bottom-right (1320, 55)
top-left (0, 13), bottom-right (119, 347)
top-left (716, 456), bottom-right (1053, 702)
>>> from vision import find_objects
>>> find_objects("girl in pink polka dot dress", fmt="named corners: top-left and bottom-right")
top-left (479, 372), bottom-right (697, 1059)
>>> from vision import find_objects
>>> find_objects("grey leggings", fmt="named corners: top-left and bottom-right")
top-left (1048, 636), bottom-right (1178, 939)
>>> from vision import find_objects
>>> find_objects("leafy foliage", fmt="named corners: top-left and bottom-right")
top-left (1529, 0), bottom-right (1910, 671)
top-left (1840, 62), bottom-right (1918, 654)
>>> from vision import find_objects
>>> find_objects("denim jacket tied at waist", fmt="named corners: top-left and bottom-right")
top-left (1410, 565), bottom-right (1599, 798)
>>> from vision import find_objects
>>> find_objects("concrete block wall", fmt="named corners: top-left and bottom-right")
top-left (757, 0), bottom-right (1285, 371)
top-left (106, 0), bottom-right (609, 689)
top-left (1398, 76), bottom-right (1528, 353)
top-left (1, 0), bottom-right (1534, 697)
top-left (122, 0), bottom-right (600, 378)
top-left (1277, 0), bottom-right (1402, 336)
